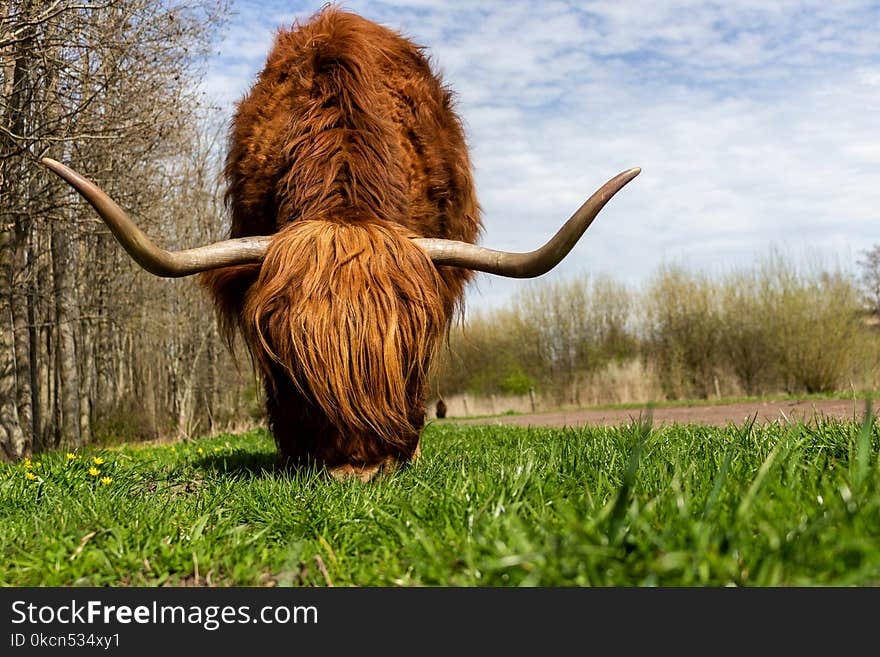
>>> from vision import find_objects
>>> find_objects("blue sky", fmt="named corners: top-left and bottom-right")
top-left (201, 0), bottom-right (880, 311)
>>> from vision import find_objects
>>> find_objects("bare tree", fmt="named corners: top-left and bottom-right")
top-left (858, 244), bottom-right (880, 320)
top-left (0, 0), bottom-right (232, 460)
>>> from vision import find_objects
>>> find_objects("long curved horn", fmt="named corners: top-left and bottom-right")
top-left (42, 157), bottom-right (639, 279)
top-left (414, 167), bottom-right (640, 278)
top-left (41, 157), bottom-right (270, 278)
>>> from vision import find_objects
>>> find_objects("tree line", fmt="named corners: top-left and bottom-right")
top-left (0, 0), bottom-right (261, 461)
top-left (432, 250), bottom-right (880, 407)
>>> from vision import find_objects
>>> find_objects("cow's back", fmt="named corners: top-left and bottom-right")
top-left (224, 7), bottom-right (481, 245)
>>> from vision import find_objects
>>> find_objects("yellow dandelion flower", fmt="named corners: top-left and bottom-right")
top-left (197, 447), bottom-right (204, 455)
top-left (93, 456), bottom-right (105, 465)
top-left (213, 447), bottom-right (222, 452)
top-left (34, 461), bottom-right (41, 467)
top-left (88, 466), bottom-right (100, 477)
top-left (25, 471), bottom-right (37, 481)
top-left (66, 453), bottom-right (76, 460)
top-left (100, 477), bottom-right (112, 485)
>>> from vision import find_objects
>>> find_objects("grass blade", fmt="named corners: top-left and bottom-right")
top-left (701, 415), bottom-right (755, 520)
top-left (853, 398), bottom-right (874, 490)
top-left (607, 411), bottom-right (652, 541)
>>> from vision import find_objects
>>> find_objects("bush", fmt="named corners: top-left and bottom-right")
top-left (91, 401), bottom-right (159, 445)
top-left (757, 258), bottom-right (864, 393)
top-left (433, 253), bottom-right (876, 404)
top-left (512, 274), bottom-right (636, 403)
top-left (431, 309), bottom-right (529, 397)
top-left (717, 269), bottom-right (780, 395)
top-left (640, 265), bottom-right (724, 399)
top-left (500, 367), bottom-right (535, 395)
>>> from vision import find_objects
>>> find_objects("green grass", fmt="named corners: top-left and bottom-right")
top-left (1, 411), bottom-right (879, 586)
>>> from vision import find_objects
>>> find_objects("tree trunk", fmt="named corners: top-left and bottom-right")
top-left (176, 331), bottom-right (207, 438)
top-left (144, 362), bottom-right (158, 438)
top-left (12, 220), bottom-right (33, 445)
top-left (0, 229), bottom-right (27, 461)
top-left (51, 216), bottom-right (82, 449)
top-left (37, 321), bottom-right (52, 451)
top-left (27, 274), bottom-right (41, 448)
top-left (78, 317), bottom-right (93, 443)
top-left (0, 0), bottom-right (32, 460)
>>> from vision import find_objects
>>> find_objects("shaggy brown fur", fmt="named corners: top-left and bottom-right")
top-left (201, 7), bottom-right (480, 477)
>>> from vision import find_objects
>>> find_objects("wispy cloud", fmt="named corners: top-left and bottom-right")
top-left (201, 0), bottom-right (880, 310)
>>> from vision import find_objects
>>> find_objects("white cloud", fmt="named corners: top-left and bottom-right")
top-left (202, 0), bottom-right (880, 312)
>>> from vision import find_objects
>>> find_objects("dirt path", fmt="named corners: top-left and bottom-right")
top-left (451, 397), bottom-right (873, 428)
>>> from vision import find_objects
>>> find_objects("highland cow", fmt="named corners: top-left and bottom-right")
top-left (42, 7), bottom-right (639, 480)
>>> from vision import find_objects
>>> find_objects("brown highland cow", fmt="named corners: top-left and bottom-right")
top-left (42, 7), bottom-right (639, 480)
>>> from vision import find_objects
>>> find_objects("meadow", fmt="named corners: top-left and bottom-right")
top-left (2, 408), bottom-right (878, 587)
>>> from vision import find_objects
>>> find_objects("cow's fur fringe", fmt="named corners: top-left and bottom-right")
top-left (246, 220), bottom-right (444, 448)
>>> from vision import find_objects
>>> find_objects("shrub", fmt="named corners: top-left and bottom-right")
top-left (512, 274), bottom-right (635, 403)
top-left (433, 253), bottom-right (876, 403)
top-left (640, 265), bottom-right (724, 399)
top-left (758, 257), bottom-right (864, 393)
